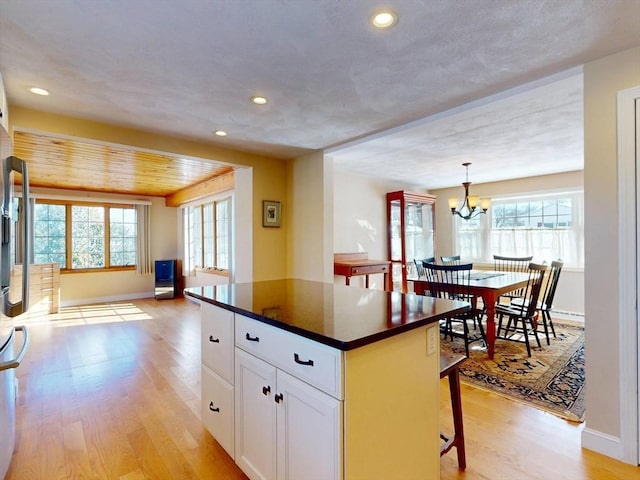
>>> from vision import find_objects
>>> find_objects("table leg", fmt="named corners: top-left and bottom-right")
top-left (345, 276), bottom-right (351, 286)
top-left (483, 293), bottom-right (497, 359)
top-left (365, 274), bottom-right (370, 288)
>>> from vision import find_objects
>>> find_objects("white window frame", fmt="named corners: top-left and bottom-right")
top-left (33, 199), bottom-right (138, 271)
top-left (453, 190), bottom-right (584, 268)
top-left (182, 194), bottom-right (232, 274)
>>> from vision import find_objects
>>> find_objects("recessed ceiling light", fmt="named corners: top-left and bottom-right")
top-left (372, 10), bottom-right (397, 29)
top-left (29, 87), bottom-right (50, 96)
top-left (251, 96), bottom-right (268, 105)
top-left (214, 130), bottom-right (227, 137)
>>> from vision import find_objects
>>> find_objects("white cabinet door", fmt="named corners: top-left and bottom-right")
top-left (235, 348), bottom-right (277, 480)
top-left (201, 303), bottom-right (234, 382)
top-left (201, 365), bottom-right (234, 459)
top-left (275, 369), bottom-right (342, 480)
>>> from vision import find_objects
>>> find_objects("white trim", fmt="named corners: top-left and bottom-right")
top-left (581, 428), bottom-right (626, 460)
top-left (610, 85), bottom-right (640, 464)
top-left (60, 291), bottom-right (154, 307)
top-left (550, 310), bottom-right (585, 322)
top-left (29, 189), bottom-right (153, 205)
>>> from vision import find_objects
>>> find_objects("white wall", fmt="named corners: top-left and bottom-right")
top-left (582, 45), bottom-right (640, 460)
top-left (332, 170), bottom-right (418, 290)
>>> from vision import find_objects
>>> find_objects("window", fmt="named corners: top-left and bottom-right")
top-left (33, 201), bottom-right (137, 271)
top-left (33, 203), bottom-right (66, 265)
top-left (183, 196), bottom-right (231, 272)
top-left (454, 191), bottom-right (584, 267)
top-left (109, 207), bottom-right (137, 267)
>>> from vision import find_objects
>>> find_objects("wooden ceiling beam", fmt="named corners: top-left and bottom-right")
top-left (166, 171), bottom-right (235, 207)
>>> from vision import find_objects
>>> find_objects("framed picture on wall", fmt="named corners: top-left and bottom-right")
top-left (263, 200), bottom-right (281, 227)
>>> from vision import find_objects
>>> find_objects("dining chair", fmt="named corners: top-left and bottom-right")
top-left (439, 255), bottom-right (483, 327)
top-left (414, 257), bottom-right (435, 278)
top-left (511, 260), bottom-right (564, 345)
top-left (493, 254), bottom-right (534, 303)
top-left (495, 262), bottom-right (547, 356)
top-left (423, 262), bottom-right (485, 357)
top-left (441, 255), bottom-right (461, 265)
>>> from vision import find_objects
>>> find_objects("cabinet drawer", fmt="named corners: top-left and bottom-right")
top-left (201, 303), bottom-right (234, 383)
top-left (235, 315), bottom-right (343, 399)
top-left (350, 264), bottom-right (388, 275)
top-left (202, 365), bottom-right (235, 459)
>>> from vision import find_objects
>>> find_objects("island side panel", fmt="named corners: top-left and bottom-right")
top-left (343, 325), bottom-right (440, 479)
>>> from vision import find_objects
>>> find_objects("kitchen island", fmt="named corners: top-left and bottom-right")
top-left (185, 279), bottom-right (468, 480)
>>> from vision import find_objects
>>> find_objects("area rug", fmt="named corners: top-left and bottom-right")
top-left (441, 320), bottom-right (585, 422)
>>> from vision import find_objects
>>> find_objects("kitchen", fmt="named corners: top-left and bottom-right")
top-left (1, 1), bottom-right (640, 478)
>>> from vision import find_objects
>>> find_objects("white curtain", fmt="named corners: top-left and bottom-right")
top-left (135, 204), bottom-right (152, 275)
top-left (454, 192), bottom-right (584, 266)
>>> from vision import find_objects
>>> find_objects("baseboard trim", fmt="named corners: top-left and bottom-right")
top-left (581, 427), bottom-right (628, 462)
top-left (551, 309), bottom-right (585, 322)
top-left (61, 291), bottom-right (155, 307)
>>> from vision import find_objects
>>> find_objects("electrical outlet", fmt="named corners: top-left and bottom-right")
top-left (426, 325), bottom-right (437, 356)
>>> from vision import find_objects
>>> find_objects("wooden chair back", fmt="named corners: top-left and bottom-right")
top-left (493, 254), bottom-right (534, 272)
top-left (441, 255), bottom-right (461, 265)
top-left (540, 260), bottom-right (563, 311)
top-left (414, 257), bottom-right (435, 278)
top-left (508, 262), bottom-right (547, 319)
top-left (422, 262), bottom-right (473, 303)
top-left (493, 254), bottom-right (534, 299)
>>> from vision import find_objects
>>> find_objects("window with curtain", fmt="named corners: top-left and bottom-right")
top-left (183, 196), bottom-right (231, 274)
top-left (454, 190), bottom-right (584, 267)
top-left (33, 200), bottom-right (137, 271)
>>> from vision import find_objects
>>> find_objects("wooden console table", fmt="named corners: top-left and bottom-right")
top-left (333, 252), bottom-right (390, 291)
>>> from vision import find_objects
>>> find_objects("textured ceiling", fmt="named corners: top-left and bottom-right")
top-left (1, 1), bottom-right (639, 190)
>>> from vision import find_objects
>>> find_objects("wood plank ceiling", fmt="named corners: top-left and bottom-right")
top-left (12, 130), bottom-right (234, 198)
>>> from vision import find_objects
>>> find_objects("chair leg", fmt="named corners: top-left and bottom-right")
top-left (530, 315), bottom-right (542, 349)
top-left (448, 367), bottom-right (466, 470)
top-left (497, 313), bottom-right (505, 338)
top-left (462, 320), bottom-right (470, 357)
top-left (540, 311), bottom-right (551, 345)
top-left (544, 309), bottom-right (556, 338)
top-left (521, 317), bottom-right (532, 357)
top-left (477, 314), bottom-right (487, 345)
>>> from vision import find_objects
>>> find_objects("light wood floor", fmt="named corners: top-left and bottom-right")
top-left (6, 297), bottom-right (639, 480)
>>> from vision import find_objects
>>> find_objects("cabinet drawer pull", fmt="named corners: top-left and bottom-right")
top-left (209, 401), bottom-right (220, 412)
top-left (294, 353), bottom-right (314, 366)
top-left (262, 385), bottom-right (271, 396)
top-left (209, 335), bottom-right (220, 343)
top-left (274, 393), bottom-right (284, 404)
top-left (245, 333), bottom-right (260, 342)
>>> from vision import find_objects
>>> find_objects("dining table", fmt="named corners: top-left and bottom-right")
top-left (410, 270), bottom-right (531, 359)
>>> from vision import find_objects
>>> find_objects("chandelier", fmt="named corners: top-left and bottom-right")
top-left (448, 162), bottom-right (490, 220)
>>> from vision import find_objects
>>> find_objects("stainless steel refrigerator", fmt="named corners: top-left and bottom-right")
top-left (0, 149), bottom-right (31, 478)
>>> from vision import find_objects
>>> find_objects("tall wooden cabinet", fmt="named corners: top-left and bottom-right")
top-left (386, 191), bottom-right (436, 293)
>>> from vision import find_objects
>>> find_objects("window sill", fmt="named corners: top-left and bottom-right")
top-left (62, 266), bottom-right (136, 274)
top-left (195, 267), bottom-right (229, 277)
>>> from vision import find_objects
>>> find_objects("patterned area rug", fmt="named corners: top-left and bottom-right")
top-left (441, 320), bottom-right (585, 422)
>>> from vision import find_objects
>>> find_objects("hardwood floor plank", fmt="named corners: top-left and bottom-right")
top-left (5, 297), bottom-right (639, 480)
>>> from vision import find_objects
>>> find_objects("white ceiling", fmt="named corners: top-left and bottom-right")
top-left (1, 1), bottom-right (639, 189)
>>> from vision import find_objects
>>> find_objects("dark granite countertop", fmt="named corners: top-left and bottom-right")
top-left (184, 279), bottom-right (469, 351)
